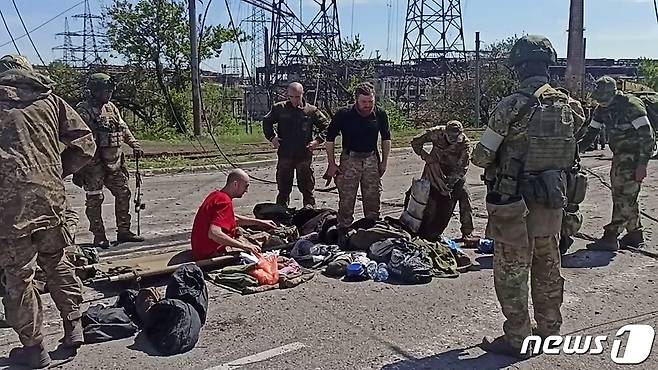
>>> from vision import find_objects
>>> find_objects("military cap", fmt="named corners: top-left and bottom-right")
top-left (87, 72), bottom-right (115, 90)
top-left (0, 54), bottom-right (34, 73)
top-left (591, 76), bottom-right (617, 103)
top-left (508, 35), bottom-right (558, 66)
top-left (446, 120), bottom-right (464, 133)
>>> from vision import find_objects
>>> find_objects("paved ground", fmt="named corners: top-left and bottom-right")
top-left (1, 148), bottom-right (658, 370)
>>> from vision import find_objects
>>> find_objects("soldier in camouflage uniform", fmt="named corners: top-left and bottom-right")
top-left (471, 36), bottom-right (585, 357)
top-left (0, 55), bottom-right (96, 368)
top-left (325, 82), bottom-right (392, 231)
top-left (579, 76), bottom-right (654, 250)
top-left (73, 73), bottom-right (144, 248)
top-left (410, 120), bottom-right (476, 242)
top-left (263, 82), bottom-right (328, 208)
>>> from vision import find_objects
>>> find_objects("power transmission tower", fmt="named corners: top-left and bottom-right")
top-left (53, 17), bottom-right (76, 65)
top-left (244, 5), bottom-right (268, 82)
top-left (54, 0), bottom-right (108, 67)
top-left (399, 0), bottom-right (467, 120)
top-left (401, 0), bottom-right (466, 64)
top-left (269, 0), bottom-right (342, 107)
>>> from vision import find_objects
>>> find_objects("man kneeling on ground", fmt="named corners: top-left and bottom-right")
top-left (191, 169), bottom-right (277, 260)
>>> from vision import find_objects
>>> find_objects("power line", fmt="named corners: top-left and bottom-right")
top-left (0, 0), bottom-right (85, 49)
top-left (654, 0), bottom-right (658, 23)
top-left (0, 8), bottom-right (20, 53)
top-left (12, 0), bottom-right (46, 65)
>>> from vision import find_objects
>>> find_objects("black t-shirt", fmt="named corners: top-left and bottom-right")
top-left (326, 105), bottom-right (391, 153)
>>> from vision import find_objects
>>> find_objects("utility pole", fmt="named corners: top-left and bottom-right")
top-left (189, 0), bottom-right (202, 136)
top-left (474, 31), bottom-right (481, 127)
top-left (565, 0), bottom-right (585, 96)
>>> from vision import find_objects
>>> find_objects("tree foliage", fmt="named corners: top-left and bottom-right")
top-left (639, 59), bottom-right (658, 91)
top-left (105, 0), bottom-right (238, 132)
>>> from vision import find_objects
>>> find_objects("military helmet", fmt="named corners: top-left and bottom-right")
top-left (591, 76), bottom-right (617, 103)
top-left (86, 72), bottom-right (115, 91)
top-left (0, 54), bottom-right (34, 73)
top-left (508, 35), bottom-right (558, 66)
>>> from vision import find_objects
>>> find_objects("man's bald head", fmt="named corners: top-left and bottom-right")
top-left (223, 169), bottom-right (250, 198)
top-left (287, 82), bottom-right (304, 107)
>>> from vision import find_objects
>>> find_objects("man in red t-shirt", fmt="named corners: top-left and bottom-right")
top-left (191, 169), bottom-right (276, 260)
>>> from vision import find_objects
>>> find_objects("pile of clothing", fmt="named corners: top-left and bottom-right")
top-left (81, 264), bottom-right (208, 355)
top-left (207, 253), bottom-right (314, 294)
top-left (250, 204), bottom-right (474, 286)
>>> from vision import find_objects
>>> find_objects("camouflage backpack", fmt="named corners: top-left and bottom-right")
top-left (630, 91), bottom-right (658, 158)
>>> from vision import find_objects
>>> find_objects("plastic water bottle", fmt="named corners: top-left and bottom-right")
top-left (366, 261), bottom-right (378, 280)
top-left (376, 263), bottom-right (389, 282)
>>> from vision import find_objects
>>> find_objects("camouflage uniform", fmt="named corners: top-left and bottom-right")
top-left (327, 105), bottom-right (392, 228)
top-left (472, 36), bottom-right (584, 353)
top-left (410, 121), bottom-right (474, 239)
top-left (580, 76), bottom-right (654, 249)
top-left (0, 56), bottom-right (95, 363)
top-left (336, 152), bottom-right (382, 227)
top-left (263, 100), bottom-right (328, 207)
top-left (73, 73), bottom-right (142, 244)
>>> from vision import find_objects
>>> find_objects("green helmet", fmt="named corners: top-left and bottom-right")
top-left (86, 72), bottom-right (115, 91)
top-left (508, 35), bottom-right (558, 66)
top-left (591, 76), bottom-right (617, 103)
top-left (0, 54), bottom-right (33, 73)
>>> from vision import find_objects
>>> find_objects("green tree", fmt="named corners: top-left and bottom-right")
top-left (639, 59), bottom-right (658, 91)
top-left (105, 0), bottom-right (238, 132)
top-left (47, 61), bottom-right (85, 105)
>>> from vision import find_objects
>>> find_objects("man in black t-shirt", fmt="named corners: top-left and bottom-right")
top-left (325, 82), bottom-right (392, 230)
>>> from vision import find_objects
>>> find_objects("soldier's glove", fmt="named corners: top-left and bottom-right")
top-left (133, 148), bottom-right (144, 158)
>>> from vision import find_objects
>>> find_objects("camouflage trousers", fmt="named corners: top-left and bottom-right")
top-left (276, 156), bottom-right (315, 207)
top-left (0, 226), bottom-right (83, 347)
top-left (604, 153), bottom-right (642, 235)
top-left (77, 163), bottom-right (132, 237)
top-left (457, 182), bottom-right (474, 235)
top-left (486, 199), bottom-right (564, 349)
top-left (335, 151), bottom-right (382, 228)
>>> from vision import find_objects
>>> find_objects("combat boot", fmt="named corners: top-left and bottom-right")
top-left (9, 343), bottom-right (51, 368)
top-left (481, 336), bottom-right (531, 359)
top-left (620, 230), bottom-right (646, 249)
top-left (117, 231), bottom-right (145, 243)
top-left (588, 231), bottom-right (619, 251)
top-left (63, 318), bottom-right (84, 348)
top-left (93, 234), bottom-right (110, 249)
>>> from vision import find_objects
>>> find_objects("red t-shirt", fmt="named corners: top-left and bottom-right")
top-left (191, 190), bottom-right (238, 260)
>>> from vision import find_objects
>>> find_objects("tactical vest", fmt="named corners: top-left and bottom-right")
top-left (94, 115), bottom-right (123, 149)
top-left (494, 84), bottom-right (576, 208)
top-left (523, 84), bottom-right (576, 172)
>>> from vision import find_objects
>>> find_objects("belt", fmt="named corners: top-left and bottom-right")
top-left (343, 150), bottom-right (376, 158)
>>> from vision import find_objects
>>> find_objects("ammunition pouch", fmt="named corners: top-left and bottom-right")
top-left (561, 203), bottom-right (583, 236)
top-left (519, 170), bottom-right (567, 209)
top-left (485, 193), bottom-right (529, 246)
top-left (493, 158), bottom-right (523, 196)
top-left (96, 128), bottom-right (122, 148)
top-left (566, 170), bottom-right (588, 205)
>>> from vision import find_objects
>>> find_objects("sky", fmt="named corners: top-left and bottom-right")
top-left (1, 0), bottom-right (657, 71)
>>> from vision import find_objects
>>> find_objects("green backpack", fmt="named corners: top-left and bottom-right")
top-left (631, 91), bottom-right (658, 158)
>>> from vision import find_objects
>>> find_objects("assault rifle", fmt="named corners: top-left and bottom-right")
top-left (134, 156), bottom-right (146, 235)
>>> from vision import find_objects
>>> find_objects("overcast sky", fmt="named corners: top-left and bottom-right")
top-left (1, 0), bottom-right (657, 70)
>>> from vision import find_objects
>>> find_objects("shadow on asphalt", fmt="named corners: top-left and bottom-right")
top-left (127, 331), bottom-right (162, 356)
top-left (474, 255), bottom-right (492, 270)
top-left (561, 248), bottom-right (615, 268)
top-left (380, 345), bottom-right (523, 370)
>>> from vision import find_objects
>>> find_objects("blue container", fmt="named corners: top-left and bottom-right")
top-left (478, 239), bottom-right (494, 254)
